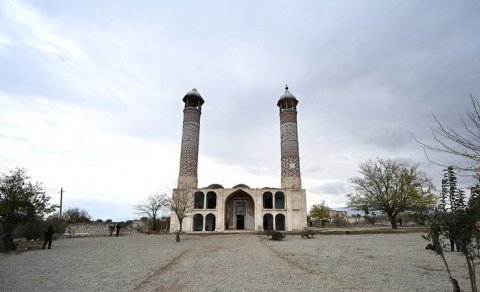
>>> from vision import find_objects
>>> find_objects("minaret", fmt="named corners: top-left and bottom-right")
top-left (177, 88), bottom-right (204, 190)
top-left (278, 85), bottom-right (302, 189)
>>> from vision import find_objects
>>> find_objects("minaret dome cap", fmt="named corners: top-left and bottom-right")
top-left (277, 85), bottom-right (298, 107)
top-left (183, 88), bottom-right (205, 105)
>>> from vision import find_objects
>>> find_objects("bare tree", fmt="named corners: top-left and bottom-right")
top-left (169, 189), bottom-right (194, 242)
top-left (133, 193), bottom-right (168, 232)
top-left (417, 95), bottom-right (480, 176)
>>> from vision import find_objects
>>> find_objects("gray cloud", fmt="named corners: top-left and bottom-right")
top-left (1, 0), bottom-right (479, 220)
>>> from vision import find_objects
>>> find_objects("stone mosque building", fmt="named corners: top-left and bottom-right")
top-left (170, 87), bottom-right (307, 232)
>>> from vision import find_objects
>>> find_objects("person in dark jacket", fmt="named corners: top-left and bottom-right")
top-left (115, 224), bottom-right (121, 237)
top-left (43, 226), bottom-right (54, 249)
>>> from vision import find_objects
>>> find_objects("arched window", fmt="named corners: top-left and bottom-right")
top-left (193, 214), bottom-right (203, 231)
top-left (206, 191), bottom-right (217, 209)
top-left (275, 192), bottom-right (285, 209)
top-left (194, 192), bottom-right (204, 209)
top-left (205, 214), bottom-right (216, 231)
top-left (263, 192), bottom-right (273, 209)
top-left (275, 214), bottom-right (285, 231)
top-left (263, 214), bottom-right (273, 231)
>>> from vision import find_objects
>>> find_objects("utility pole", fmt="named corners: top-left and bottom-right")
top-left (59, 187), bottom-right (64, 219)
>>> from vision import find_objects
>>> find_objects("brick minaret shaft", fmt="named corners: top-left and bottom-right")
top-left (278, 86), bottom-right (302, 189)
top-left (177, 88), bottom-right (204, 190)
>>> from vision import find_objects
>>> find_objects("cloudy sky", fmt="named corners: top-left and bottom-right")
top-left (1, 1), bottom-right (479, 221)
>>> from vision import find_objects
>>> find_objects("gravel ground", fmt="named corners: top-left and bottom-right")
top-left (1, 232), bottom-right (478, 291)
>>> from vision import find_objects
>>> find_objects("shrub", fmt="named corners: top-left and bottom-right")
top-left (333, 216), bottom-right (348, 227)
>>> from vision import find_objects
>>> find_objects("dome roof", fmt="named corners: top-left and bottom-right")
top-left (232, 184), bottom-right (250, 189)
top-left (277, 85), bottom-right (298, 106)
top-left (186, 88), bottom-right (202, 97)
top-left (206, 184), bottom-right (224, 189)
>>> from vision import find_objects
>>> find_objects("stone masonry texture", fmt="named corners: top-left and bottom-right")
top-left (179, 108), bottom-right (201, 177)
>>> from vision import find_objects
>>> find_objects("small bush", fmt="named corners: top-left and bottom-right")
top-left (333, 216), bottom-right (348, 227)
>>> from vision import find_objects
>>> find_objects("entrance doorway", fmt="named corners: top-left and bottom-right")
top-left (224, 190), bottom-right (255, 230)
top-left (234, 200), bottom-right (246, 230)
top-left (236, 215), bottom-right (245, 229)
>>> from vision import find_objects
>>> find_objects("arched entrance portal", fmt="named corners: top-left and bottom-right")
top-left (225, 190), bottom-right (255, 230)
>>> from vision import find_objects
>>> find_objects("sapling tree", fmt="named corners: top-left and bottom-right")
top-left (426, 166), bottom-right (479, 292)
top-left (169, 189), bottom-right (194, 242)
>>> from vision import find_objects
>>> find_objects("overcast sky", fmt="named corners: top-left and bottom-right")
top-left (1, 1), bottom-right (479, 221)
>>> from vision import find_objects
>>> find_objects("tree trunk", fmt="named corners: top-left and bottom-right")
top-left (176, 220), bottom-right (182, 242)
top-left (152, 216), bottom-right (157, 232)
top-left (389, 215), bottom-right (397, 229)
top-left (439, 248), bottom-right (460, 292)
top-left (465, 254), bottom-right (478, 292)
top-left (2, 224), bottom-right (17, 252)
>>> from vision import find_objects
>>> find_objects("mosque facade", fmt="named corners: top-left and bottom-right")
top-left (170, 87), bottom-right (307, 232)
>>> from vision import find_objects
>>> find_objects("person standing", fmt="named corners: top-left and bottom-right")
top-left (115, 224), bottom-right (121, 237)
top-left (43, 226), bottom-right (54, 249)
top-left (450, 233), bottom-right (460, 252)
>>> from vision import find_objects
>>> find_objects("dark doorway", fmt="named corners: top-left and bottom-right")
top-left (205, 214), bottom-right (216, 231)
top-left (263, 214), bottom-right (273, 230)
top-left (275, 214), bottom-right (285, 231)
top-left (193, 214), bottom-right (203, 231)
top-left (236, 215), bottom-right (245, 229)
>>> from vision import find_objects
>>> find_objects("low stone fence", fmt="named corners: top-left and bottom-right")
top-left (62, 223), bottom-right (136, 238)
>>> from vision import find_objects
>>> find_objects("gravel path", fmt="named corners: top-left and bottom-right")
top-left (1, 233), bottom-right (478, 291)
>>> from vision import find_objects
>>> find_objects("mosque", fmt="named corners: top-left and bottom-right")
top-left (169, 87), bottom-right (307, 232)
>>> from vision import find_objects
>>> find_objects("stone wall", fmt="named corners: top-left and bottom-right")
top-left (62, 223), bottom-right (136, 238)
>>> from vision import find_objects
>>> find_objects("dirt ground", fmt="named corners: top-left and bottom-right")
top-left (1, 232), bottom-right (478, 291)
